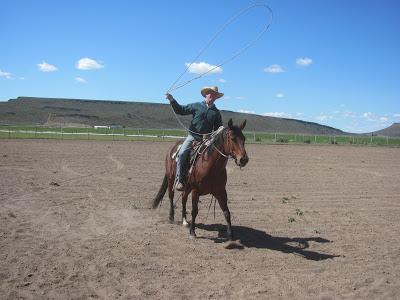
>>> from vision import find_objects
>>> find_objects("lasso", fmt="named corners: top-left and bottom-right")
top-left (165, 2), bottom-right (274, 135)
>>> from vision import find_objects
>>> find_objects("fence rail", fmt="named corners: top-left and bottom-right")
top-left (0, 125), bottom-right (399, 146)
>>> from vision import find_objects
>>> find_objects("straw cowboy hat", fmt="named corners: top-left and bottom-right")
top-left (201, 86), bottom-right (224, 99)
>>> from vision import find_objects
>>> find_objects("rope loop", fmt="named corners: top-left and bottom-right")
top-left (166, 3), bottom-right (273, 94)
top-left (166, 3), bottom-right (273, 135)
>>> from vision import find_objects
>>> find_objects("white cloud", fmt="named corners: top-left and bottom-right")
top-left (38, 61), bottom-right (57, 72)
top-left (235, 96), bottom-right (245, 100)
top-left (342, 110), bottom-right (356, 118)
top-left (185, 62), bottom-right (222, 74)
top-left (275, 92), bottom-right (284, 98)
top-left (362, 112), bottom-right (389, 123)
top-left (296, 57), bottom-right (313, 67)
top-left (224, 95), bottom-right (231, 100)
top-left (75, 77), bottom-right (87, 84)
top-left (264, 64), bottom-right (284, 73)
top-left (238, 109), bottom-right (255, 114)
top-left (363, 112), bottom-right (372, 118)
top-left (393, 113), bottom-right (400, 118)
top-left (316, 114), bottom-right (333, 122)
top-left (263, 112), bottom-right (292, 118)
top-left (0, 69), bottom-right (13, 79)
top-left (219, 78), bottom-right (226, 83)
top-left (76, 58), bottom-right (104, 70)
top-left (379, 116), bottom-right (388, 122)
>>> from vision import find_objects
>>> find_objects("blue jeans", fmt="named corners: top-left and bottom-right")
top-left (176, 134), bottom-right (196, 183)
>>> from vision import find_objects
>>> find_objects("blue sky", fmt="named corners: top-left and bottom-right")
top-left (1, 0), bottom-right (399, 133)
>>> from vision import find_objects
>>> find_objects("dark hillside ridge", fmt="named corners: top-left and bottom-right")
top-left (369, 123), bottom-right (400, 137)
top-left (1, 96), bottom-right (350, 135)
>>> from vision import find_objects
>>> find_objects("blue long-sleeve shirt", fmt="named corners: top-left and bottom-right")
top-left (171, 99), bottom-right (222, 140)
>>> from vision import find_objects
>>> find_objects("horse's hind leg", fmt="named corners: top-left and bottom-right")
top-left (168, 180), bottom-right (175, 223)
top-left (214, 189), bottom-right (233, 240)
top-left (181, 190), bottom-right (189, 227)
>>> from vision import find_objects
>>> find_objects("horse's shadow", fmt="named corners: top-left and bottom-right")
top-left (196, 223), bottom-right (340, 261)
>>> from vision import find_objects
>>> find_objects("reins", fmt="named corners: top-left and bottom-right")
top-left (186, 126), bottom-right (231, 181)
top-left (212, 128), bottom-right (231, 159)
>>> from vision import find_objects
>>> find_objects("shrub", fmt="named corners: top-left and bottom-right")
top-left (277, 137), bottom-right (289, 143)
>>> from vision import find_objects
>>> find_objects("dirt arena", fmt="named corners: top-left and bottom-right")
top-left (0, 139), bottom-right (399, 299)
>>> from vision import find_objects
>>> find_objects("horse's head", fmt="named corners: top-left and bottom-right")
top-left (224, 118), bottom-right (249, 167)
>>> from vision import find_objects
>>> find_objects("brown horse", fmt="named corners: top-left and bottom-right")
top-left (152, 118), bottom-right (249, 240)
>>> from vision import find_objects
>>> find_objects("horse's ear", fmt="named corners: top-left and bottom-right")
top-left (240, 119), bottom-right (247, 130)
top-left (228, 118), bottom-right (233, 129)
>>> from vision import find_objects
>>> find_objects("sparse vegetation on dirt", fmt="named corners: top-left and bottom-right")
top-left (1, 140), bottom-right (399, 298)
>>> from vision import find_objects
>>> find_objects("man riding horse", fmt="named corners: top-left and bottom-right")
top-left (154, 89), bottom-right (248, 238)
top-left (166, 86), bottom-right (224, 191)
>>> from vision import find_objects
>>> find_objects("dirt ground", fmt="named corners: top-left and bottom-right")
top-left (0, 139), bottom-right (399, 299)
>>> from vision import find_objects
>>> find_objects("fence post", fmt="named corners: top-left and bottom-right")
top-left (314, 135), bottom-right (317, 143)
top-left (253, 130), bottom-right (256, 142)
top-left (8, 125), bottom-right (10, 139)
top-left (386, 136), bottom-right (389, 145)
top-left (87, 128), bottom-right (89, 140)
top-left (370, 135), bottom-right (373, 144)
top-left (274, 133), bottom-right (277, 143)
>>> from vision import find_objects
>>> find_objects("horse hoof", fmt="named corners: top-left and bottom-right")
top-left (168, 218), bottom-right (174, 224)
top-left (189, 230), bottom-right (197, 238)
top-left (182, 219), bottom-right (189, 227)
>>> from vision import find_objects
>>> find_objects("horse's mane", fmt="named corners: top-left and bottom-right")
top-left (206, 125), bottom-right (243, 157)
top-left (207, 127), bottom-right (227, 156)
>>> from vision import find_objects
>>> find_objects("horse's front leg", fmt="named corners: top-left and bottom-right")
top-left (215, 189), bottom-right (233, 240)
top-left (190, 190), bottom-right (199, 237)
top-left (181, 189), bottom-right (190, 227)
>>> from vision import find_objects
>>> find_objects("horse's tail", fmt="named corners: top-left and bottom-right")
top-left (152, 174), bottom-right (168, 209)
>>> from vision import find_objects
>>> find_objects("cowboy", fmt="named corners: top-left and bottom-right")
top-left (166, 86), bottom-right (224, 191)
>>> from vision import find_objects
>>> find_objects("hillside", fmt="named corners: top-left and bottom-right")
top-left (371, 123), bottom-right (400, 137)
top-left (0, 96), bottom-right (348, 135)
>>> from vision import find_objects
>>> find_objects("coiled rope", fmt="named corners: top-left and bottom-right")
top-left (165, 3), bottom-right (273, 135)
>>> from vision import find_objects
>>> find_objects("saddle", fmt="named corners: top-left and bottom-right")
top-left (171, 127), bottom-right (224, 180)
top-left (172, 139), bottom-right (210, 165)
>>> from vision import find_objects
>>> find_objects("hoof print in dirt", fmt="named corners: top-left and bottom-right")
top-left (49, 181), bottom-right (60, 187)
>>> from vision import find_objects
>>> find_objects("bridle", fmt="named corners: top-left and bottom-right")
top-left (212, 128), bottom-right (233, 159)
